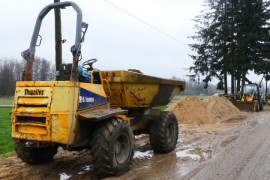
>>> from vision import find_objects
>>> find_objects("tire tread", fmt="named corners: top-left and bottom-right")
top-left (149, 111), bottom-right (178, 153)
top-left (91, 118), bottom-right (134, 178)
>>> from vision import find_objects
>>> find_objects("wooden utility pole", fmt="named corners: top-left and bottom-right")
top-left (54, 0), bottom-right (62, 75)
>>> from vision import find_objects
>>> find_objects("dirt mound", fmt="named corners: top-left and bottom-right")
top-left (166, 96), bottom-right (208, 124)
top-left (203, 96), bottom-right (246, 123)
top-left (166, 96), bottom-right (246, 124)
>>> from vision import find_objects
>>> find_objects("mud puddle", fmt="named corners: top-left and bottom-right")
top-left (220, 136), bottom-right (238, 147)
top-left (176, 147), bottom-right (212, 162)
top-left (111, 122), bottom-right (241, 179)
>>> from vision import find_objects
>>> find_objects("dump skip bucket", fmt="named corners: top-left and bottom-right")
top-left (101, 70), bottom-right (185, 108)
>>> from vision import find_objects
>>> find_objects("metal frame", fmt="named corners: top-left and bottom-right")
top-left (22, 1), bottom-right (88, 81)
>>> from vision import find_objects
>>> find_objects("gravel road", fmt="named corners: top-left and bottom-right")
top-left (1, 108), bottom-right (270, 180)
top-left (184, 109), bottom-right (270, 180)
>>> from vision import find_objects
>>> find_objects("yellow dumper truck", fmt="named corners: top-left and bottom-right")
top-left (11, 1), bottom-right (185, 178)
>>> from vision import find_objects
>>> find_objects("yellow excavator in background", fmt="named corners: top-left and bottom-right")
top-left (225, 83), bottom-right (263, 111)
top-left (266, 87), bottom-right (270, 105)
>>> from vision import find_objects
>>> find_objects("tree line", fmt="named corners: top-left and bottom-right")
top-left (172, 76), bottom-right (223, 96)
top-left (190, 0), bottom-right (270, 94)
top-left (0, 58), bottom-right (54, 97)
top-left (0, 57), bottom-right (223, 97)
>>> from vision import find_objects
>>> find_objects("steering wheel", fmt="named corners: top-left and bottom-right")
top-left (82, 59), bottom-right (97, 71)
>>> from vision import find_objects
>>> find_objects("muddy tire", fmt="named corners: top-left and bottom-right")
top-left (15, 142), bottom-right (57, 164)
top-left (91, 118), bottom-right (134, 178)
top-left (149, 111), bottom-right (178, 153)
top-left (253, 100), bottom-right (259, 111)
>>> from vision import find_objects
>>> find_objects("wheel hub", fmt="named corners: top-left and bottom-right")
top-left (115, 133), bottom-right (130, 164)
top-left (167, 123), bottom-right (175, 143)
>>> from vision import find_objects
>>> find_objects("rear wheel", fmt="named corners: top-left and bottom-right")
top-left (149, 111), bottom-right (178, 153)
top-left (15, 142), bottom-right (57, 164)
top-left (91, 118), bottom-right (134, 178)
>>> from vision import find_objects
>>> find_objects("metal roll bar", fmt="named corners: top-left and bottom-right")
top-left (22, 1), bottom-right (88, 81)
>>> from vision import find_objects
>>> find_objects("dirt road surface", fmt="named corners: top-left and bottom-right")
top-left (1, 107), bottom-right (270, 180)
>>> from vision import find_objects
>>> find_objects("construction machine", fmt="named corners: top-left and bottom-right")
top-left (225, 83), bottom-right (263, 111)
top-left (11, 1), bottom-right (185, 178)
top-left (267, 95), bottom-right (270, 105)
top-left (266, 87), bottom-right (270, 105)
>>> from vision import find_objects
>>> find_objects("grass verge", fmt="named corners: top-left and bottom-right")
top-left (0, 108), bottom-right (14, 155)
top-left (0, 97), bottom-right (13, 105)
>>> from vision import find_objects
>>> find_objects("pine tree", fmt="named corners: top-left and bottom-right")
top-left (189, 0), bottom-right (270, 94)
top-left (190, 0), bottom-right (232, 93)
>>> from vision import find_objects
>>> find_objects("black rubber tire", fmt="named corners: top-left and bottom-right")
top-left (91, 118), bottom-right (134, 178)
top-left (15, 142), bottom-right (57, 164)
top-left (259, 99), bottom-right (264, 111)
top-left (149, 111), bottom-right (178, 153)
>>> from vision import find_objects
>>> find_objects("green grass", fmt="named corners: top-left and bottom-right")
top-left (152, 106), bottom-right (167, 111)
top-left (0, 97), bottom-right (14, 105)
top-left (0, 108), bottom-right (14, 154)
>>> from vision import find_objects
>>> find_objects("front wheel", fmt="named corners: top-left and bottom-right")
top-left (91, 118), bottom-right (134, 178)
top-left (149, 111), bottom-right (179, 153)
top-left (253, 100), bottom-right (259, 111)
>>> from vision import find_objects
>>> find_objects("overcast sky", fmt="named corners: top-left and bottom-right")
top-left (0, 0), bottom-right (263, 84)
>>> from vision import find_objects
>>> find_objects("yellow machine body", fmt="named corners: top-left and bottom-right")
top-left (267, 94), bottom-right (270, 104)
top-left (241, 93), bottom-right (255, 102)
top-left (11, 80), bottom-right (108, 145)
top-left (11, 70), bottom-right (185, 145)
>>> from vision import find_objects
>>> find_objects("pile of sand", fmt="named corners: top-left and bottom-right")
top-left (166, 96), bottom-right (208, 124)
top-left (203, 96), bottom-right (246, 124)
top-left (166, 96), bottom-right (246, 124)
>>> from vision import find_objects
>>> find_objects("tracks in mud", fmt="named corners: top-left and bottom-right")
top-left (184, 110), bottom-right (270, 180)
top-left (1, 109), bottom-right (270, 180)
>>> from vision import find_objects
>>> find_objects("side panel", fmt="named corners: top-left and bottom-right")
top-left (79, 88), bottom-right (106, 109)
top-left (50, 82), bottom-right (79, 145)
top-left (105, 82), bottom-right (160, 108)
top-left (78, 83), bottom-right (107, 110)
